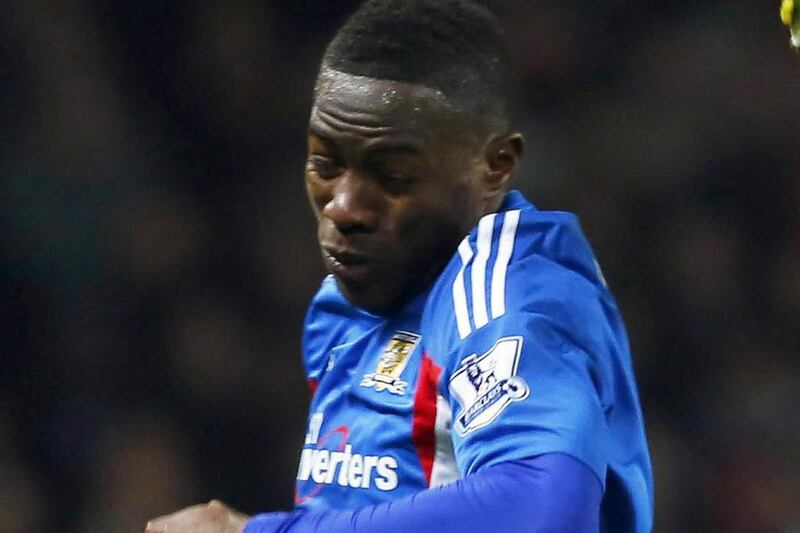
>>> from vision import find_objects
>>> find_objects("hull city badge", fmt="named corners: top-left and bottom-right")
top-left (360, 331), bottom-right (420, 395)
top-left (449, 336), bottom-right (529, 435)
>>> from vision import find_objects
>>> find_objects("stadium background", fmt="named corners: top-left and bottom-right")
top-left (1, 0), bottom-right (798, 531)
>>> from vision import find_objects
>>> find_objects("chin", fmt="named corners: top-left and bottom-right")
top-left (334, 277), bottom-right (405, 314)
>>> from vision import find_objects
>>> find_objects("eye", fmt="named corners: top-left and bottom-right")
top-left (377, 171), bottom-right (414, 194)
top-left (364, 153), bottom-right (419, 193)
top-left (382, 172), bottom-right (410, 185)
top-left (307, 155), bottom-right (343, 180)
top-left (380, 167), bottom-right (410, 181)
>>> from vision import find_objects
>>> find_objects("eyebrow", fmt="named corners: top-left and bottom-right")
top-left (309, 106), bottom-right (426, 156)
top-left (362, 137), bottom-right (425, 157)
top-left (308, 129), bottom-right (425, 160)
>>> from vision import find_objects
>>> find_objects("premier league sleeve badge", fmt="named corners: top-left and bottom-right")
top-left (449, 336), bottom-right (530, 435)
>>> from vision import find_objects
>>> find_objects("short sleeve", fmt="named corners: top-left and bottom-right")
top-left (422, 207), bottom-right (618, 486)
top-left (443, 308), bottom-right (610, 485)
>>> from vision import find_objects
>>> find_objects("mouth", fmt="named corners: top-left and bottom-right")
top-left (322, 245), bottom-right (376, 284)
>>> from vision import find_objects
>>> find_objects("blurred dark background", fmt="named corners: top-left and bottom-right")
top-left (1, 1), bottom-right (798, 531)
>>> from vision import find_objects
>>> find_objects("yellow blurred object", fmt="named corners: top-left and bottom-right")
top-left (781, 0), bottom-right (793, 24)
top-left (781, 0), bottom-right (800, 47)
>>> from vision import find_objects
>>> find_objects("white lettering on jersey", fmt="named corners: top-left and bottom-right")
top-left (452, 210), bottom-right (520, 340)
top-left (305, 412), bottom-right (324, 445)
top-left (298, 415), bottom-right (399, 493)
top-left (375, 456), bottom-right (399, 490)
top-left (449, 336), bottom-right (529, 435)
top-left (296, 444), bottom-right (399, 492)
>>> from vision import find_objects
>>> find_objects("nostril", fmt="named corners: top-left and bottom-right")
top-left (336, 220), bottom-right (373, 235)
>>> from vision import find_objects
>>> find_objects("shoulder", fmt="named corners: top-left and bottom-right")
top-left (422, 191), bottom-right (611, 356)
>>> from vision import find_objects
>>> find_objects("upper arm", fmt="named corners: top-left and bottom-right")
top-left (444, 308), bottom-right (612, 485)
top-left (425, 211), bottom-right (615, 483)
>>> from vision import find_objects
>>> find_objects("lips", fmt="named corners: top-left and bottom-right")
top-left (322, 245), bottom-right (376, 284)
top-left (323, 245), bottom-right (369, 265)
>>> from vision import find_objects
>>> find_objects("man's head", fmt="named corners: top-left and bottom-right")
top-left (306, 0), bottom-right (523, 313)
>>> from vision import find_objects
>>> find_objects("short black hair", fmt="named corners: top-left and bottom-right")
top-left (322, 0), bottom-right (511, 128)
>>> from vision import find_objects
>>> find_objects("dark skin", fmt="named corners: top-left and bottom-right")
top-left (308, 67), bottom-right (523, 312)
top-left (143, 67), bottom-right (522, 532)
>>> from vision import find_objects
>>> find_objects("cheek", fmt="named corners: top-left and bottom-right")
top-left (305, 178), bottom-right (329, 219)
top-left (427, 157), bottom-right (483, 221)
top-left (390, 202), bottom-right (463, 256)
top-left (424, 178), bottom-right (477, 233)
top-left (448, 180), bottom-right (477, 216)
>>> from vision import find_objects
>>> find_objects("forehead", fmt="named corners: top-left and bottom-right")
top-left (310, 68), bottom-right (462, 143)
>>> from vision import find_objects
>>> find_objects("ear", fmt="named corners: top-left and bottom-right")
top-left (484, 133), bottom-right (524, 191)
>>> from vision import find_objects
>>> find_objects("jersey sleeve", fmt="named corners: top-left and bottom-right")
top-left (424, 209), bottom-right (617, 484)
top-left (443, 296), bottom-right (611, 483)
top-left (244, 453), bottom-right (602, 533)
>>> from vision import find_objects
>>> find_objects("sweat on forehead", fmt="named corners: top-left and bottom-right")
top-left (315, 68), bottom-right (450, 111)
top-left (312, 67), bottom-right (493, 143)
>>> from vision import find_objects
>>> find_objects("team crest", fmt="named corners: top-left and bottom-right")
top-left (360, 331), bottom-right (420, 395)
top-left (449, 336), bottom-right (529, 435)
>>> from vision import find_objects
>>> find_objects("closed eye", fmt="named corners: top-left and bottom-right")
top-left (307, 155), bottom-right (344, 180)
top-left (375, 170), bottom-right (414, 194)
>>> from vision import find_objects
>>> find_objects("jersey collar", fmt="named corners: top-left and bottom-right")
top-left (500, 189), bottom-right (534, 212)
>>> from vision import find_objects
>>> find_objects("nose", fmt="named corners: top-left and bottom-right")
top-left (322, 173), bottom-right (380, 234)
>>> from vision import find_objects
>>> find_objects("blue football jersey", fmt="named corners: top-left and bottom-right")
top-left (295, 277), bottom-right (449, 510)
top-left (295, 190), bottom-right (653, 532)
top-left (420, 190), bottom-right (653, 532)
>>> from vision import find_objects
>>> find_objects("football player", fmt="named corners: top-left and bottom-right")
top-left (145, 1), bottom-right (653, 531)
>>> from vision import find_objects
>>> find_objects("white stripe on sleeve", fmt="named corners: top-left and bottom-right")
top-left (452, 237), bottom-right (474, 340)
top-left (470, 214), bottom-right (496, 329)
top-left (429, 394), bottom-right (459, 487)
top-left (490, 209), bottom-right (520, 319)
